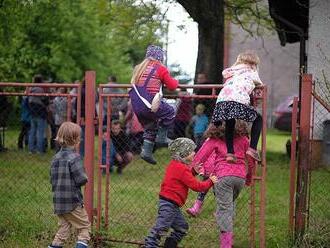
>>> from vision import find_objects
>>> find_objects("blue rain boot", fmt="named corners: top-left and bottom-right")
top-left (140, 140), bottom-right (157, 165)
top-left (155, 126), bottom-right (171, 148)
top-left (75, 241), bottom-right (88, 248)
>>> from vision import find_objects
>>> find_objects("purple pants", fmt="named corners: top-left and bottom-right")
top-left (129, 89), bottom-right (174, 142)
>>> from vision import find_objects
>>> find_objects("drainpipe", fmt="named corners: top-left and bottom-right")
top-left (270, 8), bottom-right (309, 243)
top-left (270, 8), bottom-right (308, 104)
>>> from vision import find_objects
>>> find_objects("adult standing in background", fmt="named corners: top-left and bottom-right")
top-left (102, 75), bottom-right (128, 123)
top-left (17, 92), bottom-right (31, 150)
top-left (28, 75), bottom-right (49, 154)
top-left (193, 73), bottom-right (218, 118)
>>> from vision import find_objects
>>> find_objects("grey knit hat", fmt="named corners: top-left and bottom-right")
top-left (168, 138), bottom-right (196, 160)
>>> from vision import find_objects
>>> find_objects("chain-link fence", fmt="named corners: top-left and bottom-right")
top-left (0, 82), bottom-right (81, 247)
top-left (95, 84), bottom-right (267, 247)
top-left (307, 78), bottom-right (330, 246)
top-left (0, 80), bottom-right (267, 247)
top-left (290, 74), bottom-right (330, 247)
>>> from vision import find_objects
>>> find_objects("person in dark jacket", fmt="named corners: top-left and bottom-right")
top-left (28, 75), bottom-right (49, 153)
top-left (18, 94), bottom-right (31, 149)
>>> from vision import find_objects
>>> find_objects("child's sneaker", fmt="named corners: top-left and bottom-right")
top-left (246, 148), bottom-right (261, 162)
top-left (186, 200), bottom-right (203, 217)
top-left (226, 153), bottom-right (237, 163)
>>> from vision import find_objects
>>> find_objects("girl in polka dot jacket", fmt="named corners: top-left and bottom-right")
top-left (212, 50), bottom-right (264, 163)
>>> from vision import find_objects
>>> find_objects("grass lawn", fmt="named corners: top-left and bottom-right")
top-left (0, 128), bottom-right (329, 247)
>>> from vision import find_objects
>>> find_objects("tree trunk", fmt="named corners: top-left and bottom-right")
top-left (177, 0), bottom-right (224, 84)
top-left (196, 23), bottom-right (224, 84)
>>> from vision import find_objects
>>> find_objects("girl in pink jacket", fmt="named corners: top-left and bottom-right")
top-left (187, 121), bottom-right (255, 248)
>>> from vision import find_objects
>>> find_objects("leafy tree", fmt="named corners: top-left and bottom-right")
top-left (0, 0), bottom-right (165, 83)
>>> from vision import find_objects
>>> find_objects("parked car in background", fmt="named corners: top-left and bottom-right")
top-left (273, 95), bottom-right (298, 132)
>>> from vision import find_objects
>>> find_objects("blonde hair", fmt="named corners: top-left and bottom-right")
top-left (130, 58), bottom-right (161, 84)
top-left (234, 50), bottom-right (260, 67)
top-left (204, 120), bottom-right (249, 139)
top-left (196, 104), bottom-right (205, 113)
top-left (55, 122), bottom-right (81, 147)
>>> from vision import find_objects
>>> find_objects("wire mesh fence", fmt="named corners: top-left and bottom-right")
top-left (0, 82), bottom-right (81, 247)
top-left (95, 85), bottom-right (267, 247)
top-left (307, 78), bottom-right (330, 246)
top-left (0, 81), bottom-right (266, 247)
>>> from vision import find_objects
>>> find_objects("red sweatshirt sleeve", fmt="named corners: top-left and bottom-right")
top-left (180, 169), bottom-right (213, 192)
top-left (157, 66), bottom-right (178, 90)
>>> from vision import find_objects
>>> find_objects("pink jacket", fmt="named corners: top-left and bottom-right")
top-left (193, 136), bottom-right (249, 179)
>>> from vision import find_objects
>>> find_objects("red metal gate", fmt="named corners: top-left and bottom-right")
top-left (94, 84), bottom-right (267, 247)
top-left (289, 74), bottom-right (330, 246)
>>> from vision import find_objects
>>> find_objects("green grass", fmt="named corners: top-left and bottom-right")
top-left (0, 128), bottom-right (329, 247)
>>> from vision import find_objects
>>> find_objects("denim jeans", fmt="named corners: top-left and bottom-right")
top-left (28, 117), bottom-right (46, 153)
top-left (79, 125), bottom-right (85, 157)
top-left (145, 199), bottom-right (188, 247)
top-left (101, 140), bottom-right (116, 172)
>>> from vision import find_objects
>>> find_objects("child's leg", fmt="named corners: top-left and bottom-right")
top-left (139, 119), bottom-right (158, 164)
top-left (51, 216), bottom-right (72, 247)
top-left (215, 177), bottom-right (244, 248)
top-left (156, 102), bottom-right (175, 144)
top-left (61, 206), bottom-right (91, 247)
top-left (187, 176), bottom-right (209, 217)
top-left (144, 200), bottom-right (178, 248)
top-left (225, 119), bottom-right (236, 154)
top-left (250, 114), bottom-right (262, 150)
top-left (166, 209), bottom-right (189, 246)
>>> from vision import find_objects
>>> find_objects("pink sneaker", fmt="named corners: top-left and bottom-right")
top-left (220, 232), bottom-right (233, 248)
top-left (186, 200), bottom-right (203, 217)
top-left (246, 148), bottom-right (261, 161)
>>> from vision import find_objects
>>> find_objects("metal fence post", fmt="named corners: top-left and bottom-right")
top-left (295, 74), bottom-right (312, 240)
top-left (260, 86), bottom-right (267, 248)
top-left (84, 71), bottom-right (96, 223)
top-left (289, 97), bottom-right (299, 236)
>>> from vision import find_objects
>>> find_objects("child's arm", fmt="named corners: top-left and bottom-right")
top-left (251, 70), bottom-right (263, 86)
top-left (70, 156), bottom-right (88, 187)
top-left (157, 66), bottom-right (178, 90)
top-left (180, 169), bottom-right (214, 192)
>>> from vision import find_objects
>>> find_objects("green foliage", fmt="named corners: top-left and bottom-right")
top-left (0, 0), bottom-right (165, 83)
top-left (224, 0), bottom-right (275, 36)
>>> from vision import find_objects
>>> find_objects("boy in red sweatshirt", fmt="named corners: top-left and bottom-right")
top-left (144, 138), bottom-right (218, 248)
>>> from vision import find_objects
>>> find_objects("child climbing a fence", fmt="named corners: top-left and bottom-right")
top-left (128, 45), bottom-right (178, 165)
top-left (212, 50), bottom-right (263, 163)
top-left (144, 138), bottom-right (218, 248)
top-left (187, 121), bottom-right (256, 248)
top-left (49, 122), bottom-right (91, 248)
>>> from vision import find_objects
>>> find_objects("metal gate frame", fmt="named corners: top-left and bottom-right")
top-left (289, 73), bottom-right (330, 242)
top-left (94, 83), bottom-right (267, 248)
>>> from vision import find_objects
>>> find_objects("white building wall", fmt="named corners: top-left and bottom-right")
top-left (307, 0), bottom-right (330, 140)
